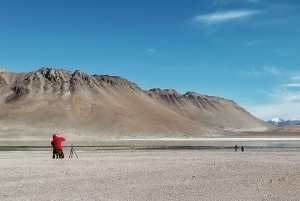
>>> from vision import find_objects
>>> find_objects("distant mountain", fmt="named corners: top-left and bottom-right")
top-left (267, 117), bottom-right (300, 126)
top-left (267, 117), bottom-right (286, 126)
top-left (286, 118), bottom-right (300, 125)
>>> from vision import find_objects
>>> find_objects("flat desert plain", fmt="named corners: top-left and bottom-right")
top-left (237, 125), bottom-right (300, 138)
top-left (1, 149), bottom-right (300, 201)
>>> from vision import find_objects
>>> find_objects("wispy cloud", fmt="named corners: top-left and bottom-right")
top-left (240, 68), bottom-right (264, 76)
top-left (146, 49), bottom-right (155, 54)
top-left (240, 65), bottom-right (282, 76)
top-left (214, 0), bottom-right (260, 6)
top-left (242, 65), bottom-right (300, 77)
top-left (262, 65), bottom-right (281, 76)
top-left (192, 10), bottom-right (260, 24)
top-left (245, 102), bottom-right (300, 121)
top-left (262, 86), bottom-right (300, 103)
top-left (280, 84), bottom-right (300, 87)
top-left (244, 72), bottom-right (300, 120)
top-left (246, 87), bottom-right (300, 120)
top-left (213, 0), bottom-right (234, 5)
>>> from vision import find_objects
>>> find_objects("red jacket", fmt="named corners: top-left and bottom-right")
top-left (51, 134), bottom-right (66, 150)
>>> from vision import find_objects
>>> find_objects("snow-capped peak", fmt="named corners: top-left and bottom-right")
top-left (270, 117), bottom-right (285, 123)
top-left (288, 117), bottom-right (300, 121)
top-left (267, 117), bottom-right (300, 126)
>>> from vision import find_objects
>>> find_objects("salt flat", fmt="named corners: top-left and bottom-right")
top-left (1, 150), bottom-right (300, 201)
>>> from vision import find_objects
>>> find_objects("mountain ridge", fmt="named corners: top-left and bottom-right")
top-left (0, 67), bottom-right (275, 140)
top-left (267, 117), bottom-right (300, 126)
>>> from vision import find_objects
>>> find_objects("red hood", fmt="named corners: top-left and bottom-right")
top-left (53, 134), bottom-right (58, 140)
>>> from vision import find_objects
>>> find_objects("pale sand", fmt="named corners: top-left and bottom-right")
top-left (1, 150), bottom-right (300, 201)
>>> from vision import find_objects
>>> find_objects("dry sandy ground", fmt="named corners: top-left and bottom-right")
top-left (1, 150), bottom-right (300, 201)
top-left (239, 125), bottom-right (300, 138)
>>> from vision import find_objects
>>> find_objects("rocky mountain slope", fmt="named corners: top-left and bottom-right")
top-left (0, 68), bottom-right (274, 140)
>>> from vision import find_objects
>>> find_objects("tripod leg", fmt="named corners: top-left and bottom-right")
top-left (73, 148), bottom-right (78, 158)
top-left (69, 147), bottom-right (73, 158)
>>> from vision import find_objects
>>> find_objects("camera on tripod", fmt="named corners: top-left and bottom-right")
top-left (69, 144), bottom-right (78, 158)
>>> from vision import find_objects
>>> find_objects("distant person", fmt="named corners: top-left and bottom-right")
top-left (235, 145), bottom-right (238, 152)
top-left (241, 146), bottom-right (244, 152)
top-left (51, 134), bottom-right (66, 159)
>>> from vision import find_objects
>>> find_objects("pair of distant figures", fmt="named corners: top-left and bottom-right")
top-left (235, 145), bottom-right (244, 152)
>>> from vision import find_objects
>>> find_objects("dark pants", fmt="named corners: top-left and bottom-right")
top-left (53, 149), bottom-right (64, 159)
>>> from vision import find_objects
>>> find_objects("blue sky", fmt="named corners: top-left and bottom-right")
top-left (1, 0), bottom-right (300, 121)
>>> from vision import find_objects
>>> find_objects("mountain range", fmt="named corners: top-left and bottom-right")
top-left (267, 117), bottom-right (300, 126)
top-left (0, 68), bottom-right (274, 140)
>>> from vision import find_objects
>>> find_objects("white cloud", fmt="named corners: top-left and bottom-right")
top-left (261, 65), bottom-right (300, 77)
top-left (263, 86), bottom-right (300, 102)
top-left (280, 84), bottom-right (300, 87)
top-left (147, 49), bottom-right (155, 54)
top-left (270, 73), bottom-right (300, 101)
top-left (240, 68), bottom-right (263, 76)
top-left (262, 65), bottom-right (280, 76)
top-left (245, 73), bottom-right (300, 120)
top-left (192, 10), bottom-right (259, 24)
top-left (240, 65), bottom-right (281, 76)
top-left (247, 87), bottom-right (300, 121)
top-left (241, 65), bottom-right (300, 78)
top-left (213, 0), bottom-right (234, 5)
top-left (214, 0), bottom-right (260, 6)
top-left (245, 102), bottom-right (300, 121)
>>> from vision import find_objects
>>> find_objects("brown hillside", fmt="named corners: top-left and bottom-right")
top-left (0, 68), bottom-right (274, 140)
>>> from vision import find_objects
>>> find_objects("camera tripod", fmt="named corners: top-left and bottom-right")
top-left (69, 144), bottom-right (78, 158)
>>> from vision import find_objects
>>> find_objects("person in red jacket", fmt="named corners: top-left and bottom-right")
top-left (51, 134), bottom-right (66, 159)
